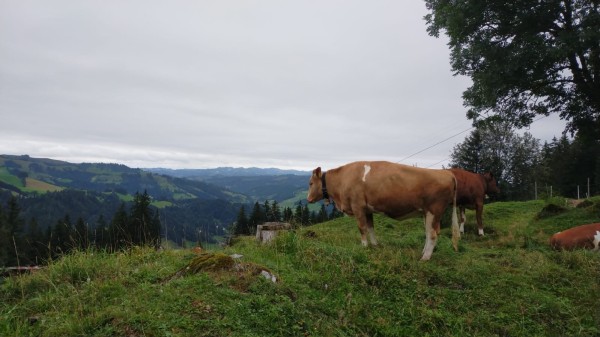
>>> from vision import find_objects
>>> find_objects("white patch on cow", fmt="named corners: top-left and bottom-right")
top-left (362, 164), bottom-right (371, 182)
top-left (593, 231), bottom-right (600, 251)
top-left (421, 211), bottom-right (436, 261)
top-left (361, 238), bottom-right (368, 247)
top-left (368, 227), bottom-right (378, 245)
top-left (478, 228), bottom-right (485, 236)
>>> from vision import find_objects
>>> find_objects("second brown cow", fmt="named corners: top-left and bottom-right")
top-left (449, 168), bottom-right (500, 236)
top-left (550, 223), bottom-right (600, 251)
top-left (307, 161), bottom-right (460, 261)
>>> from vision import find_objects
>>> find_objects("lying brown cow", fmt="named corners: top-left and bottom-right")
top-left (550, 223), bottom-right (600, 251)
top-left (449, 168), bottom-right (500, 236)
top-left (307, 161), bottom-right (459, 261)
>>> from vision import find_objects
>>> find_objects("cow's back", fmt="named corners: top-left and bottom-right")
top-left (550, 223), bottom-right (600, 250)
top-left (336, 161), bottom-right (455, 218)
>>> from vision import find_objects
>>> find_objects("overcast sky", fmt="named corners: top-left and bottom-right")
top-left (0, 1), bottom-right (566, 171)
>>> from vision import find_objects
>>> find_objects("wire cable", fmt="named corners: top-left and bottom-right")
top-left (396, 126), bottom-right (474, 163)
top-left (397, 115), bottom-right (550, 167)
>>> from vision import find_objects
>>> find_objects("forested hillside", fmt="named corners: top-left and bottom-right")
top-left (0, 155), bottom-right (251, 265)
top-left (146, 167), bottom-right (310, 203)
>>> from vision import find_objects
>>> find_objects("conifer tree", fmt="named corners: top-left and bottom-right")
top-left (235, 205), bottom-right (249, 235)
top-left (248, 202), bottom-right (266, 233)
top-left (269, 200), bottom-right (282, 222)
top-left (0, 202), bottom-right (8, 266)
top-left (130, 190), bottom-right (153, 246)
top-left (282, 207), bottom-right (293, 222)
top-left (110, 203), bottom-right (129, 250)
top-left (51, 214), bottom-right (73, 257)
top-left (150, 209), bottom-right (162, 249)
top-left (263, 200), bottom-right (272, 222)
top-left (294, 203), bottom-right (303, 226)
top-left (317, 204), bottom-right (328, 223)
top-left (74, 217), bottom-right (89, 250)
top-left (94, 215), bottom-right (109, 249)
top-left (301, 204), bottom-right (310, 226)
top-left (1, 197), bottom-right (25, 265)
top-left (25, 217), bottom-right (44, 265)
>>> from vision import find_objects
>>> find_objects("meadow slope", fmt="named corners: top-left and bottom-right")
top-left (1, 198), bottom-right (600, 336)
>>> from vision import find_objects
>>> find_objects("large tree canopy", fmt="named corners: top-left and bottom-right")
top-left (425, 0), bottom-right (600, 139)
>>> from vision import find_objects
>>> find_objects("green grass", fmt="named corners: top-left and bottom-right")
top-left (115, 193), bottom-right (134, 202)
top-left (0, 167), bottom-right (24, 188)
top-left (2, 198), bottom-right (600, 336)
top-left (151, 200), bottom-right (173, 208)
top-left (0, 168), bottom-right (64, 194)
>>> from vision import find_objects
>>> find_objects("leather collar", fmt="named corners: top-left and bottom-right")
top-left (321, 171), bottom-right (330, 204)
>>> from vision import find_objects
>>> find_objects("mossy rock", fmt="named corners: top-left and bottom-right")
top-left (186, 253), bottom-right (234, 273)
top-left (536, 203), bottom-right (568, 219)
top-left (162, 252), bottom-right (277, 289)
top-left (163, 252), bottom-right (234, 283)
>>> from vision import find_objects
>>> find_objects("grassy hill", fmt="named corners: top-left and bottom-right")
top-left (2, 198), bottom-right (599, 336)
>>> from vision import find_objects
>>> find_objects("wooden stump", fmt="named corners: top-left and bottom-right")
top-left (255, 222), bottom-right (292, 243)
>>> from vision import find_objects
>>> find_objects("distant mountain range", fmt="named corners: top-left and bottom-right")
top-left (0, 154), bottom-right (248, 202)
top-left (0, 154), bottom-right (312, 245)
top-left (145, 167), bottom-right (310, 204)
top-left (146, 167), bottom-right (310, 178)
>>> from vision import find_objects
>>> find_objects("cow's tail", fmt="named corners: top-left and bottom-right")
top-left (451, 175), bottom-right (460, 252)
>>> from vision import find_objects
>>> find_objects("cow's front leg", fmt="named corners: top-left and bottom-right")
top-left (366, 213), bottom-right (378, 246)
top-left (421, 211), bottom-right (437, 261)
top-left (475, 202), bottom-right (484, 236)
top-left (354, 211), bottom-right (372, 247)
top-left (355, 214), bottom-right (369, 247)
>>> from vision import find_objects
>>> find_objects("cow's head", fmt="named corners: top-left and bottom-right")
top-left (307, 167), bottom-right (323, 203)
top-left (484, 172), bottom-right (500, 194)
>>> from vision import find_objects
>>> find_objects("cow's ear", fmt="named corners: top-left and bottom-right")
top-left (313, 167), bottom-right (322, 178)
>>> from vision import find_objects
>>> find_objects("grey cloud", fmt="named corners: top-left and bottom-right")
top-left (0, 1), bottom-right (565, 170)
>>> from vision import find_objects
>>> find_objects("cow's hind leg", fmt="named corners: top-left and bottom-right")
top-left (459, 207), bottom-right (466, 234)
top-left (421, 211), bottom-right (437, 261)
top-left (366, 213), bottom-right (378, 246)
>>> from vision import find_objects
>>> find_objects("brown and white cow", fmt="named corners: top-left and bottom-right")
top-left (449, 168), bottom-right (500, 236)
top-left (307, 161), bottom-right (460, 261)
top-left (550, 223), bottom-right (600, 251)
